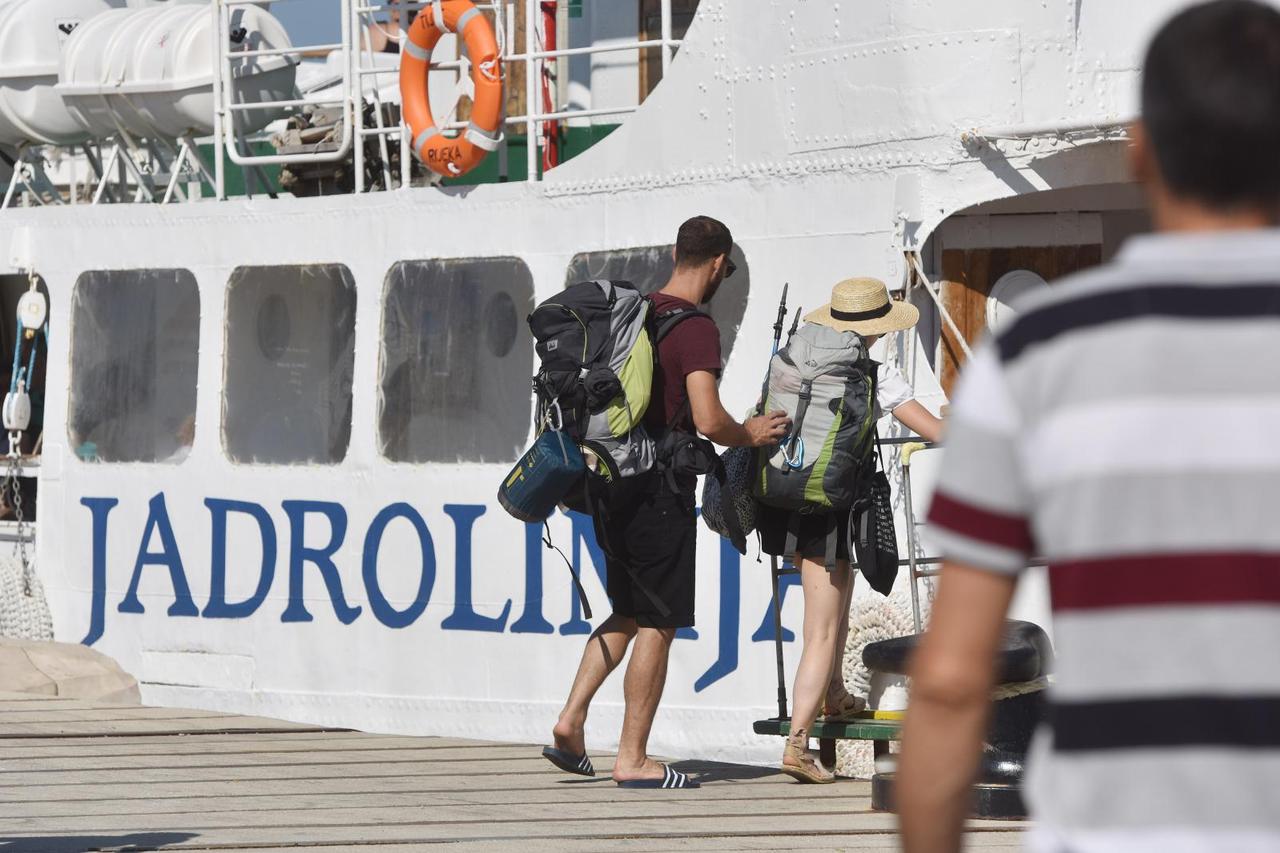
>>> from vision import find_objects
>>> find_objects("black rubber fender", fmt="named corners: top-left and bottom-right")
top-left (861, 620), bottom-right (1054, 683)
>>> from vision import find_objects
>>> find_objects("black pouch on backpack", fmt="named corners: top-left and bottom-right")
top-left (654, 427), bottom-right (718, 494)
top-left (700, 444), bottom-right (758, 555)
top-left (853, 435), bottom-right (899, 596)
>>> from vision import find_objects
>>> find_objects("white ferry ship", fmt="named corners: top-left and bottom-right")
top-left (0, 0), bottom-right (1200, 765)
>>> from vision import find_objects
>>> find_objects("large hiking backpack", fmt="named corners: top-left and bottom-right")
top-left (755, 323), bottom-right (877, 514)
top-left (527, 280), bottom-right (708, 487)
top-left (529, 280), bottom-right (657, 481)
top-left (518, 281), bottom-right (707, 621)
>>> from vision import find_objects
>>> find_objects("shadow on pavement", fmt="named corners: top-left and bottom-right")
top-left (0, 831), bottom-right (198, 852)
top-left (670, 759), bottom-right (780, 784)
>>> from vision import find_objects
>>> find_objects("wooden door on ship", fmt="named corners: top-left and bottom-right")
top-left (935, 214), bottom-right (1104, 396)
top-left (639, 0), bottom-right (701, 96)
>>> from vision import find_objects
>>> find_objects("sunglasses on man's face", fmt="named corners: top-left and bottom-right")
top-left (724, 258), bottom-right (737, 279)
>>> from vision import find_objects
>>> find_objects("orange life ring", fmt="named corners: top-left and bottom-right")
top-left (399, 0), bottom-right (503, 178)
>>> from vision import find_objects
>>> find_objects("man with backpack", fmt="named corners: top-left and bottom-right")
top-left (542, 216), bottom-right (789, 789)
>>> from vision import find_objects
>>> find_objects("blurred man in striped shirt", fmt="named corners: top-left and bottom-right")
top-left (898, 2), bottom-right (1280, 851)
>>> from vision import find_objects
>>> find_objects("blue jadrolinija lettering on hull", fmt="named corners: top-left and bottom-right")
top-left (79, 495), bottom-right (774, 691)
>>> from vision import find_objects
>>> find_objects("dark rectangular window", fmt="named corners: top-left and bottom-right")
top-left (378, 258), bottom-right (534, 463)
top-left (69, 270), bottom-right (199, 464)
top-left (223, 264), bottom-right (356, 465)
top-left (566, 244), bottom-right (748, 364)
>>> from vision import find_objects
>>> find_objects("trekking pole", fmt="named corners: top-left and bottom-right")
top-left (771, 554), bottom-right (789, 720)
top-left (768, 285), bottom-right (793, 719)
top-left (787, 304), bottom-right (801, 344)
top-left (757, 285), bottom-right (790, 417)
top-left (771, 283), bottom-right (788, 354)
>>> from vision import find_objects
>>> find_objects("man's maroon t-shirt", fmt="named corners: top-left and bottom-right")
top-left (646, 293), bottom-right (722, 433)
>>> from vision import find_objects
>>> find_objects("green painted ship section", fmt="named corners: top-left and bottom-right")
top-left (201, 124), bottom-right (621, 196)
top-left (442, 124), bottom-right (620, 186)
top-left (197, 142), bottom-right (283, 198)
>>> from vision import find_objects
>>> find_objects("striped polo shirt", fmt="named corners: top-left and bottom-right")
top-left (928, 229), bottom-right (1280, 853)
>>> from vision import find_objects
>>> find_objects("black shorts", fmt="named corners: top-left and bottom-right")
top-left (757, 504), bottom-right (851, 566)
top-left (595, 473), bottom-right (697, 628)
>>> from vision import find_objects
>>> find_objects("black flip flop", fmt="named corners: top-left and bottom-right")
top-left (542, 745), bottom-right (595, 777)
top-left (615, 763), bottom-right (700, 789)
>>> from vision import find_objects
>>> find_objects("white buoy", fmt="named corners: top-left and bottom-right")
top-left (59, 3), bottom-right (297, 141)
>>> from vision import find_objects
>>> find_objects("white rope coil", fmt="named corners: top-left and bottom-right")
top-left (0, 553), bottom-right (52, 642)
top-left (844, 585), bottom-right (922, 698)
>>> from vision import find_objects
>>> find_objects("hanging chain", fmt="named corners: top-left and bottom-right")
top-left (8, 267), bottom-right (39, 595)
top-left (5, 451), bottom-right (29, 596)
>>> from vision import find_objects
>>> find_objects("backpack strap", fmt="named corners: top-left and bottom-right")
top-left (781, 378), bottom-right (814, 470)
top-left (784, 527), bottom-right (799, 566)
top-left (825, 522), bottom-right (838, 573)
top-left (782, 513), bottom-right (838, 572)
top-left (647, 302), bottom-right (712, 436)
top-left (543, 520), bottom-right (592, 620)
top-left (651, 304), bottom-right (711, 344)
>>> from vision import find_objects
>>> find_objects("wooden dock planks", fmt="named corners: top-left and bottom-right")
top-left (0, 692), bottom-right (1026, 851)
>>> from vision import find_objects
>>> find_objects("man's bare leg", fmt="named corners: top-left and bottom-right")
top-left (552, 613), bottom-right (638, 755)
top-left (611, 625), bottom-right (677, 781)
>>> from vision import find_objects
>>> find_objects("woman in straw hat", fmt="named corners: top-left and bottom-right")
top-left (761, 277), bottom-right (943, 784)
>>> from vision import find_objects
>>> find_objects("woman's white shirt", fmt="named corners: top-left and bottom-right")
top-left (875, 362), bottom-right (915, 419)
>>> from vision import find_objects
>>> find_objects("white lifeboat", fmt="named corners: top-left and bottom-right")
top-left (58, 3), bottom-right (296, 141)
top-left (0, 0), bottom-right (123, 147)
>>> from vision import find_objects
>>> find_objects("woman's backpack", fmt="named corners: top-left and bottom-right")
top-left (755, 323), bottom-right (878, 513)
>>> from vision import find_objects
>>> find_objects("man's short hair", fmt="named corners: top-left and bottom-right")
top-left (674, 216), bottom-right (733, 268)
top-left (1143, 0), bottom-right (1280, 211)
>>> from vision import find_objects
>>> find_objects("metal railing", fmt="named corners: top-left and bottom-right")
top-left (212, 0), bottom-right (355, 197)
top-left (2, 0), bottom-right (688, 203)
top-left (344, 1), bottom-right (683, 190)
top-left (201, 0), bottom-right (686, 198)
top-left (898, 439), bottom-right (938, 633)
top-left (896, 439), bottom-right (1049, 633)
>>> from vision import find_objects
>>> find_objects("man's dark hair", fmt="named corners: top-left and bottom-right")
top-left (1142, 0), bottom-right (1280, 211)
top-left (674, 216), bottom-right (733, 268)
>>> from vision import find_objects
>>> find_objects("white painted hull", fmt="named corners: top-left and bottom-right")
top-left (1, 0), bottom-right (1216, 764)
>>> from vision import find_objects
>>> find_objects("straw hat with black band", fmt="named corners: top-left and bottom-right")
top-left (804, 277), bottom-right (919, 337)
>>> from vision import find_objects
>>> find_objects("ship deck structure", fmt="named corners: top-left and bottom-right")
top-left (0, 0), bottom-right (1209, 786)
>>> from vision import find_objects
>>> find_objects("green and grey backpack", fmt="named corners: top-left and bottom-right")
top-left (528, 280), bottom-right (708, 488)
top-left (755, 322), bottom-right (878, 533)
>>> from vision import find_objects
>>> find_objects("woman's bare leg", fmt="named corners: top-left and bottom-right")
top-left (827, 560), bottom-right (856, 707)
top-left (787, 555), bottom-right (851, 740)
